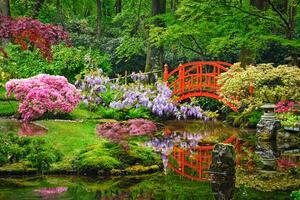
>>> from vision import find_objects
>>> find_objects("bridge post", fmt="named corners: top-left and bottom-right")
top-left (179, 64), bottom-right (184, 94)
top-left (164, 64), bottom-right (168, 85)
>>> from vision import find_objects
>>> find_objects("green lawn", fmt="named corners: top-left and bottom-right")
top-left (38, 120), bottom-right (102, 157)
top-left (0, 101), bottom-right (18, 117)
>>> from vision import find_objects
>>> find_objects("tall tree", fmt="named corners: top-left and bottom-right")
top-left (0, 0), bottom-right (10, 48)
top-left (96, 0), bottom-right (102, 40)
top-left (115, 0), bottom-right (121, 14)
top-left (0, 0), bottom-right (10, 16)
top-left (56, 0), bottom-right (65, 28)
top-left (145, 0), bottom-right (166, 72)
top-left (32, 0), bottom-right (45, 18)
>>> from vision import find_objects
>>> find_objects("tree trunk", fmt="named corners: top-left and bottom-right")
top-left (171, 0), bottom-right (179, 11)
top-left (0, 0), bottom-right (10, 16)
top-left (32, 0), bottom-right (45, 18)
top-left (56, 0), bottom-right (65, 28)
top-left (286, 2), bottom-right (298, 66)
top-left (115, 0), bottom-right (121, 14)
top-left (145, 42), bottom-right (153, 73)
top-left (250, 0), bottom-right (267, 10)
top-left (145, 0), bottom-right (166, 72)
top-left (239, 0), bottom-right (267, 67)
top-left (0, 0), bottom-right (10, 48)
top-left (96, 0), bottom-right (101, 41)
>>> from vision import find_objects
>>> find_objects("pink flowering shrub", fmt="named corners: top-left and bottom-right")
top-left (6, 74), bottom-right (80, 121)
top-left (96, 119), bottom-right (157, 143)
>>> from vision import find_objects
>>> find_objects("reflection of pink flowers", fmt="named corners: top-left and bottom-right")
top-left (35, 187), bottom-right (68, 196)
top-left (277, 157), bottom-right (299, 170)
top-left (6, 74), bottom-right (80, 121)
top-left (18, 122), bottom-right (47, 136)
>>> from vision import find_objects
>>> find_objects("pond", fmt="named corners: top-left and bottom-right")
top-left (0, 119), bottom-right (47, 135)
top-left (0, 119), bottom-right (298, 199)
top-left (0, 174), bottom-right (291, 200)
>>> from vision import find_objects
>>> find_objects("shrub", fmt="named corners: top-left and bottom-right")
top-left (26, 138), bottom-right (62, 173)
top-left (0, 133), bottom-right (31, 166)
top-left (218, 63), bottom-right (300, 114)
top-left (0, 133), bottom-right (61, 173)
top-left (0, 44), bottom-right (112, 83)
top-left (6, 74), bottom-right (80, 121)
top-left (96, 119), bottom-right (158, 143)
top-left (0, 16), bottom-right (71, 60)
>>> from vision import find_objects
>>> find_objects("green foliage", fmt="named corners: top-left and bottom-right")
top-left (226, 110), bottom-right (263, 128)
top-left (291, 189), bottom-right (300, 200)
top-left (0, 101), bottom-right (18, 117)
top-left (236, 167), bottom-right (300, 192)
top-left (97, 106), bottom-right (126, 121)
top-left (0, 133), bottom-right (31, 166)
top-left (277, 112), bottom-right (300, 128)
top-left (219, 63), bottom-right (300, 114)
top-left (26, 138), bottom-right (62, 173)
top-left (0, 43), bottom-right (111, 82)
top-left (125, 107), bottom-right (152, 119)
top-left (0, 133), bottom-right (61, 173)
top-left (73, 140), bottom-right (160, 173)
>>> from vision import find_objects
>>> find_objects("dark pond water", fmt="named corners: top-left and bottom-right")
top-left (0, 119), bottom-right (47, 135)
top-left (0, 174), bottom-right (292, 200)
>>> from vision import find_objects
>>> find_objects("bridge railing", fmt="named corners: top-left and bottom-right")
top-left (163, 61), bottom-right (238, 111)
top-left (168, 135), bottom-right (253, 181)
top-left (164, 62), bottom-right (231, 95)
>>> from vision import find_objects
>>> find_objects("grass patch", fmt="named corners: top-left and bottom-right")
top-left (38, 120), bottom-right (101, 158)
top-left (0, 101), bottom-right (18, 117)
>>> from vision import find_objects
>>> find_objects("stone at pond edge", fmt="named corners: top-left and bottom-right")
top-left (209, 143), bottom-right (236, 200)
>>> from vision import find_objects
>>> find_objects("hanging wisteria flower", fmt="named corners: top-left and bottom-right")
top-left (76, 66), bottom-right (205, 120)
top-left (6, 74), bottom-right (80, 121)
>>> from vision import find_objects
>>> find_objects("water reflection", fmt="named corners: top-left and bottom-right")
top-left (0, 119), bottom-right (47, 135)
top-left (0, 175), bottom-right (291, 200)
top-left (145, 120), bottom-right (244, 173)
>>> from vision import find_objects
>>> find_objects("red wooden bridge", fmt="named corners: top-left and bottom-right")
top-left (163, 61), bottom-right (238, 111)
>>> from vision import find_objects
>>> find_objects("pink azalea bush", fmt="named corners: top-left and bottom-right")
top-left (6, 74), bottom-right (80, 121)
top-left (96, 119), bottom-right (157, 143)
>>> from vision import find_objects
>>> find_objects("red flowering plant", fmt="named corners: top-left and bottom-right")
top-left (275, 100), bottom-right (300, 128)
top-left (0, 16), bottom-right (71, 60)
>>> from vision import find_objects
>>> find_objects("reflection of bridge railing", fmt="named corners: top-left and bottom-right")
top-left (168, 135), bottom-right (249, 181)
top-left (164, 62), bottom-right (238, 111)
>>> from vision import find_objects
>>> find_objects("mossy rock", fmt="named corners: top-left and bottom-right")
top-left (236, 167), bottom-right (300, 192)
top-left (110, 165), bottom-right (160, 175)
top-left (73, 141), bottom-right (161, 174)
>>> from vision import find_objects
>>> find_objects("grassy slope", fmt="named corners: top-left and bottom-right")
top-left (39, 120), bottom-right (102, 157)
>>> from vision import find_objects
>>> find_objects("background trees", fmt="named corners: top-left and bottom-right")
top-left (0, 0), bottom-right (299, 75)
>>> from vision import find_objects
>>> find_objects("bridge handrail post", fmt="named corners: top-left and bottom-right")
top-left (179, 64), bottom-right (184, 94)
top-left (164, 64), bottom-right (168, 85)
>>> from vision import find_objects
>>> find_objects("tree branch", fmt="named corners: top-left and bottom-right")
top-left (267, 0), bottom-right (291, 30)
top-left (223, 3), bottom-right (275, 22)
top-left (179, 41), bottom-right (202, 55)
top-left (188, 35), bottom-right (204, 54)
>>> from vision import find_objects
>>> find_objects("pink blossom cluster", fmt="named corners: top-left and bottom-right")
top-left (275, 100), bottom-right (300, 113)
top-left (6, 74), bottom-right (80, 121)
top-left (96, 119), bottom-right (157, 143)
